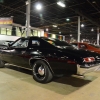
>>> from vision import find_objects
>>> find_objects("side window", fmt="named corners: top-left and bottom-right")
top-left (31, 40), bottom-right (40, 47)
top-left (21, 40), bottom-right (29, 47)
top-left (11, 39), bottom-right (29, 48)
top-left (79, 44), bottom-right (87, 49)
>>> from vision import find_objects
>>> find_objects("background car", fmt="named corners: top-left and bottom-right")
top-left (3, 41), bottom-right (14, 46)
top-left (0, 40), bottom-right (14, 49)
top-left (71, 42), bottom-right (100, 54)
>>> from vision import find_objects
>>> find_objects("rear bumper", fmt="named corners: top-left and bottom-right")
top-left (77, 64), bottom-right (100, 75)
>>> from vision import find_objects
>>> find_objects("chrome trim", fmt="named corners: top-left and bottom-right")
top-left (38, 65), bottom-right (45, 76)
top-left (77, 64), bottom-right (100, 75)
top-left (5, 63), bottom-right (32, 70)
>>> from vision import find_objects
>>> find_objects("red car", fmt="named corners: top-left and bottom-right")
top-left (71, 42), bottom-right (100, 54)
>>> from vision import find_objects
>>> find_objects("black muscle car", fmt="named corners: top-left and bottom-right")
top-left (0, 36), bottom-right (100, 83)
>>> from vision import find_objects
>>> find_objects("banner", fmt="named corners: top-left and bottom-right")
top-left (0, 17), bottom-right (13, 26)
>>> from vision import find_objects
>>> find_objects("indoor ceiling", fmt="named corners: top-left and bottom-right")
top-left (0, 0), bottom-right (100, 40)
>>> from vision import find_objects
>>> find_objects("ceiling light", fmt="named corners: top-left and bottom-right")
top-left (59, 32), bottom-right (61, 34)
top-left (11, 16), bottom-right (14, 18)
top-left (35, 3), bottom-right (42, 11)
top-left (26, 1), bottom-right (29, 5)
top-left (53, 25), bottom-right (57, 27)
top-left (91, 28), bottom-right (94, 31)
top-left (92, 1), bottom-right (96, 3)
top-left (66, 18), bottom-right (70, 21)
top-left (70, 34), bottom-right (72, 37)
top-left (57, 1), bottom-right (66, 8)
top-left (46, 28), bottom-right (49, 31)
top-left (81, 24), bottom-right (84, 27)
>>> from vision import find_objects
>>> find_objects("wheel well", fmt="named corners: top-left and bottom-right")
top-left (29, 59), bottom-right (54, 74)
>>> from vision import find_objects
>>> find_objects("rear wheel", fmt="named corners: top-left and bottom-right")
top-left (0, 60), bottom-right (5, 68)
top-left (32, 60), bottom-right (53, 83)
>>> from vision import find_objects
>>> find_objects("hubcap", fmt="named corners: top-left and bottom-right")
top-left (38, 65), bottom-right (44, 76)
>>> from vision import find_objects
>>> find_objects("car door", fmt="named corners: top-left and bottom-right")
top-left (11, 37), bottom-right (45, 68)
top-left (9, 48), bottom-right (28, 66)
top-left (0, 38), bottom-right (30, 68)
top-left (21, 38), bottom-right (43, 68)
top-left (9, 38), bottom-right (31, 68)
top-left (27, 37), bottom-right (57, 63)
top-left (0, 47), bottom-right (12, 63)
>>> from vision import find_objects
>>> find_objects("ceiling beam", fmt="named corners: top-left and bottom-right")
top-left (70, 8), bottom-right (100, 27)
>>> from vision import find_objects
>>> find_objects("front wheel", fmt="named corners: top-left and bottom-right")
top-left (32, 60), bottom-right (53, 83)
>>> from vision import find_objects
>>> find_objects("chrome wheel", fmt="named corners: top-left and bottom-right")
top-left (32, 60), bottom-right (53, 83)
top-left (38, 65), bottom-right (45, 76)
top-left (33, 63), bottom-right (45, 80)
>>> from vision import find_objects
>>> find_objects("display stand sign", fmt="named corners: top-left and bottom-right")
top-left (0, 17), bottom-right (13, 26)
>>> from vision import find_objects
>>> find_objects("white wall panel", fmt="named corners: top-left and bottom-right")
top-left (0, 35), bottom-right (20, 41)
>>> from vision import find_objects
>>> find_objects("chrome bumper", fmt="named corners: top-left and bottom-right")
top-left (77, 64), bottom-right (100, 75)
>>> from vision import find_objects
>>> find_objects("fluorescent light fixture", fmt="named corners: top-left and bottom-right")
top-left (57, 1), bottom-right (66, 7)
top-left (53, 25), bottom-right (57, 27)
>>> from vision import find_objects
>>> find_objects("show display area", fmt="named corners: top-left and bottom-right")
top-left (0, 0), bottom-right (100, 100)
top-left (0, 36), bottom-right (100, 83)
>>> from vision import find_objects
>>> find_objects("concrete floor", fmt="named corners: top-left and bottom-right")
top-left (0, 66), bottom-right (100, 100)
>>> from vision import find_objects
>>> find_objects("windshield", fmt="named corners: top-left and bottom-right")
top-left (89, 44), bottom-right (100, 48)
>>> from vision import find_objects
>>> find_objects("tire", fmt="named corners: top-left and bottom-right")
top-left (0, 60), bottom-right (5, 68)
top-left (32, 60), bottom-right (53, 83)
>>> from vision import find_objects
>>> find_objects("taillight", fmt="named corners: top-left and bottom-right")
top-left (89, 57), bottom-right (95, 61)
top-left (83, 57), bottom-right (95, 62)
